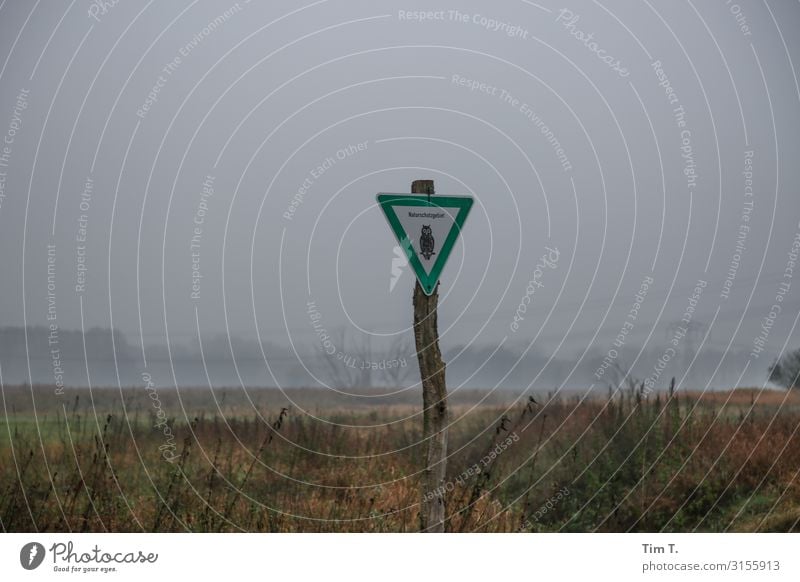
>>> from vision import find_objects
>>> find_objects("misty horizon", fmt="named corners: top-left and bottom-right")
top-left (1, 1), bottom-right (799, 396)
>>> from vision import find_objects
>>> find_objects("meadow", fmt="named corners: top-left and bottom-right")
top-left (2, 382), bottom-right (799, 532)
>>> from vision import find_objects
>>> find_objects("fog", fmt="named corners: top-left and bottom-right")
top-left (1, 1), bottom-right (799, 392)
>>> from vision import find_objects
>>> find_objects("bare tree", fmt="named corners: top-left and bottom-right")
top-left (383, 334), bottom-right (415, 388)
top-left (315, 328), bottom-right (414, 389)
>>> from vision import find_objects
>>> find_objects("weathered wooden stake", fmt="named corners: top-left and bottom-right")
top-left (411, 179), bottom-right (448, 533)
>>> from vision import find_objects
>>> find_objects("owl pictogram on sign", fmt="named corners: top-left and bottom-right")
top-left (420, 225), bottom-right (436, 261)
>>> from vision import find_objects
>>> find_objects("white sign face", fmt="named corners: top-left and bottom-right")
top-left (393, 205), bottom-right (459, 276)
top-left (377, 193), bottom-right (474, 295)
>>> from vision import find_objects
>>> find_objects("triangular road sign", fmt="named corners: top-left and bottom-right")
top-left (377, 193), bottom-right (474, 295)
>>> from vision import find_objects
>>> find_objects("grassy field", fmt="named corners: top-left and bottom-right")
top-left (2, 383), bottom-right (799, 532)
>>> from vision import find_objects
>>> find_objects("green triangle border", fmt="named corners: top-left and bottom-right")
top-left (377, 193), bottom-right (474, 295)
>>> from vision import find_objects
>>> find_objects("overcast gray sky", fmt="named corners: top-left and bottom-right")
top-left (1, 0), bottom-right (799, 389)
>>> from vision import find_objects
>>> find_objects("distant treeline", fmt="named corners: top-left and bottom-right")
top-left (0, 326), bottom-right (770, 390)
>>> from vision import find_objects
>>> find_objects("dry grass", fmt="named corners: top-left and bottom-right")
top-left (1, 384), bottom-right (799, 532)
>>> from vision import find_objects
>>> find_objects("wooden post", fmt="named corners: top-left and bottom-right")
top-left (412, 179), bottom-right (448, 532)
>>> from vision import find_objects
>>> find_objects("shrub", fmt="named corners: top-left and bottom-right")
top-left (768, 349), bottom-right (800, 390)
